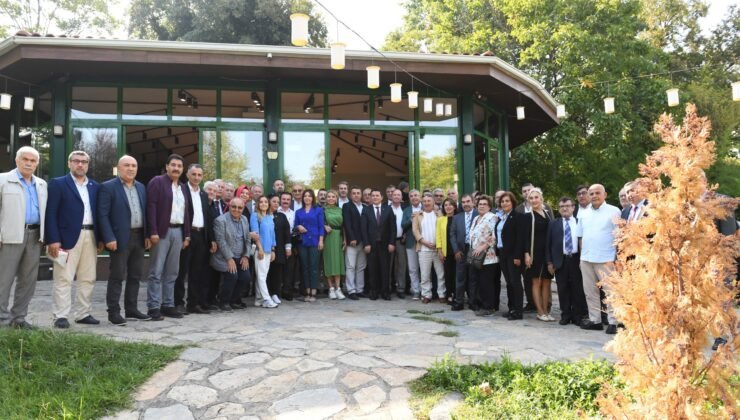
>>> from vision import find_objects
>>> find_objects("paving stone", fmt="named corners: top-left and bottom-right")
top-left (204, 402), bottom-right (246, 418)
top-left (184, 367), bottom-right (208, 381)
top-left (238, 417), bottom-right (260, 420)
top-left (341, 371), bottom-right (376, 389)
top-left (272, 388), bottom-right (346, 419)
top-left (143, 404), bottom-right (194, 420)
top-left (459, 349), bottom-right (486, 356)
top-left (279, 348), bottom-right (306, 357)
top-left (353, 385), bottom-right (387, 413)
top-left (298, 368), bottom-right (339, 386)
top-left (454, 341), bottom-right (482, 349)
top-left (373, 367), bottom-right (425, 387)
top-left (265, 357), bottom-right (301, 371)
top-left (135, 361), bottom-right (190, 401)
top-left (101, 410), bottom-right (139, 420)
top-left (272, 339), bottom-right (308, 349)
top-left (428, 392), bottom-right (463, 420)
top-left (180, 348), bottom-right (223, 364)
top-left (234, 371), bottom-right (299, 403)
top-left (167, 384), bottom-right (218, 408)
top-left (296, 358), bottom-right (333, 372)
top-left (338, 353), bottom-right (386, 368)
top-left (294, 330), bottom-right (338, 341)
top-left (208, 367), bottom-right (267, 390)
top-left (309, 349), bottom-right (346, 360)
top-left (223, 352), bottom-right (272, 367)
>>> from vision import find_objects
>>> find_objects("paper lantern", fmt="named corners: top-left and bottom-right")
top-left (435, 103), bottom-right (444, 117)
top-left (604, 97), bottom-right (615, 114)
top-left (23, 96), bottom-right (34, 111)
top-left (290, 13), bottom-right (309, 47)
top-left (444, 104), bottom-right (452, 117)
top-left (556, 104), bottom-right (566, 118)
top-left (407, 91), bottom-right (418, 108)
top-left (516, 106), bottom-right (525, 120)
top-left (732, 81), bottom-right (739, 102)
top-left (330, 42), bottom-right (345, 70)
top-left (666, 88), bottom-right (679, 107)
top-left (0, 93), bottom-right (10, 110)
top-left (390, 83), bottom-right (402, 103)
top-left (423, 97), bottom-right (433, 114)
top-left (366, 66), bottom-right (380, 89)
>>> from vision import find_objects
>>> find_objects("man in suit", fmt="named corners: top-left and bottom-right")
top-left (174, 164), bottom-right (211, 315)
top-left (210, 197), bottom-right (252, 311)
top-left (279, 191), bottom-right (300, 300)
top-left (343, 186), bottom-right (367, 300)
top-left (98, 155), bottom-right (152, 325)
top-left (204, 180), bottom-right (222, 309)
top-left (413, 194), bottom-right (447, 303)
top-left (362, 189), bottom-right (396, 300)
top-left (337, 181), bottom-right (350, 208)
top-left (291, 184), bottom-right (304, 211)
top-left (450, 194), bottom-right (478, 311)
top-left (247, 184), bottom-right (264, 215)
top-left (212, 179), bottom-right (227, 216)
top-left (0, 146), bottom-right (47, 329)
top-left (622, 180), bottom-right (648, 223)
top-left (388, 189), bottom-right (407, 298)
top-left (546, 197), bottom-right (588, 325)
top-left (401, 189), bottom-right (423, 299)
top-left (46, 150), bottom-right (102, 329)
top-left (146, 154), bottom-right (191, 321)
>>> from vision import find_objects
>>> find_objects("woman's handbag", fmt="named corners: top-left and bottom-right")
top-left (466, 250), bottom-right (485, 270)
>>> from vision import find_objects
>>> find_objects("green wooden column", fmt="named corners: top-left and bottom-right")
top-left (50, 84), bottom-right (68, 178)
top-left (498, 115), bottom-right (510, 191)
top-left (460, 94), bottom-right (474, 194)
top-left (265, 81), bottom-right (280, 187)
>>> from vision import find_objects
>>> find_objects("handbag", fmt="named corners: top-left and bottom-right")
top-left (466, 216), bottom-right (486, 269)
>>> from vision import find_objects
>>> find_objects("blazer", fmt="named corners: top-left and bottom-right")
top-left (495, 210), bottom-right (525, 260)
top-left (470, 212), bottom-right (498, 265)
top-left (272, 211), bottom-right (292, 264)
top-left (436, 216), bottom-right (449, 257)
top-left (412, 210), bottom-right (442, 252)
top-left (449, 209), bottom-right (479, 254)
top-left (210, 213), bottom-right (251, 272)
top-left (401, 204), bottom-right (422, 250)
top-left (146, 174), bottom-right (191, 240)
top-left (361, 204), bottom-right (396, 248)
top-left (621, 200), bottom-right (648, 222)
top-left (97, 177), bottom-right (147, 248)
top-left (516, 202), bottom-right (554, 219)
top-left (186, 186), bottom-right (211, 242)
top-left (545, 217), bottom-right (579, 270)
top-left (45, 174), bottom-right (99, 249)
top-left (0, 169), bottom-right (47, 244)
top-left (342, 201), bottom-right (366, 245)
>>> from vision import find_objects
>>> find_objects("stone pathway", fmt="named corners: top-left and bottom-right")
top-left (26, 281), bottom-right (613, 419)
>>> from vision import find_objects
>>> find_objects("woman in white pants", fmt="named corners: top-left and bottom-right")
top-left (250, 196), bottom-right (277, 308)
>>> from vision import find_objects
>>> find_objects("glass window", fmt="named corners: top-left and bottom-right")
top-left (281, 92), bottom-right (324, 123)
top-left (220, 130), bottom-right (263, 185)
top-left (419, 134), bottom-right (458, 192)
top-left (327, 94), bottom-right (371, 125)
top-left (123, 88), bottom-right (167, 120)
top-left (71, 87), bottom-right (117, 119)
top-left (201, 129), bottom-right (217, 182)
top-left (283, 131), bottom-right (325, 190)
top-left (373, 94), bottom-right (414, 126)
top-left (72, 127), bottom-right (119, 182)
top-left (420, 97), bottom-right (459, 128)
top-left (221, 90), bottom-right (264, 122)
top-left (172, 89), bottom-right (216, 121)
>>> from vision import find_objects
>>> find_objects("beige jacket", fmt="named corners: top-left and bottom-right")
top-left (412, 209), bottom-right (442, 252)
top-left (0, 169), bottom-right (47, 244)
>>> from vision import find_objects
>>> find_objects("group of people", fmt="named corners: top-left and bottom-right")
top-left (0, 146), bottom-right (733, 340)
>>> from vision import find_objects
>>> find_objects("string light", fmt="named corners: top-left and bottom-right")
top-left (0, 78), bottom-right (11, 110)
top-left (435, 103), bottom-right (444, 117)
top-left (331, 42), bottom-right (346, 69)
top-left (604, 96), bottom-right (615, 114)
top-left (516, 106), bottom-right (525, 120)
top-left (423, 97), bottom-right (433, 114)
top-left (390, 71), bottom-right (402, 103)
top-left (444, 103), bottom-right (452, 117)
top-left (556, 104), bottom-right (566, 118)
top-left (367, 65), bottom-right (380, 89)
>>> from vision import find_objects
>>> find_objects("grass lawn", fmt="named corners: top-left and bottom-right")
top-left (409, 356), bottom-right (617, 419)
top-left (0, 328), bottom-right (181, 419)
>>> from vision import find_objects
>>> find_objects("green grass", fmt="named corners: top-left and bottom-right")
top-left (435, 330), bottom-right (459, 337)
top-left (0, 329), bottom-right (182, 419)
top-left (409, 355), bottom-right (617, 419)
top-left (407, 309), bottom-right (444, 315)
top-left (410, 315), bottom-right (455, 326)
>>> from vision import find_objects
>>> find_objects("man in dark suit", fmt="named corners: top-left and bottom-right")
top-left (204, 180), bottom-right (222, 309)
top-left (174, 164), bottom-right (212, 315)
top-left (343, 186), bottom-right (367, 300)
top-left (145, 154), bottom-right (191, 320)
top-left (98, 155), bottom-right (152, 325)
top-left (361, 189), bottom-right (396, 300)
top-left (450, 194), bottom-right (479, 311)
top-left (621, 181), bottom-right (648, 223)
top-left (46, 150), bottom-right (102, 329)
top-left (546, 196), bottom-right (587, 325)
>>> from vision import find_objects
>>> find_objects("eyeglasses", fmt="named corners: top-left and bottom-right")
top-left (559, 204), bottom-right (574, 208)
top-left (576, 191), bottom-right (588, 196)
top-left (70, 159), bottom-right (89, 165)
top-left (230, 205), bottom-right (244, 210)
top-left (292, 189), bottom-right (303, 193)
top-left (434, 194), bottom-right (444, 198)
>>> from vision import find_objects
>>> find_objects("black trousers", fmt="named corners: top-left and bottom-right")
top-left (367, 242), bottom-right (390, 297)
top-left (523, 273), bottom-right (534, 307)
top-left (208, 267), bottom-right (220, 305)
top-left (454, 245), bottom-right (477, 306)
top-left (555, 254), bottom-right (588, 322)
top-left (498, 251), bottom-right (523, 314)
top-left (106, 230), bottom-right (145, 314)
top-left (284, 244), bottom-right (301, 297)
top-left (443, 249), bottom-right (456, 299)
top-left (174, 229), bottom-right (208, 308)
top-left (475, 262), bottom-right (500, 310)
top-left (219, 259), bottom-right (251, 304)
top-left (268, 261), bottom-right (285, 297)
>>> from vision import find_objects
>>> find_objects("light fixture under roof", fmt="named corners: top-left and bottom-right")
top-left (304, 93), bottom-right (315, 113)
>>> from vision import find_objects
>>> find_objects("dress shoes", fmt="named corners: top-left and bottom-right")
top-left (605, 324), bottom-right (618, 335)
top-left (11, 319), bottom-right (36, 330)
top-left (369, 292), bottom-right (378, 301)
top-left (189, 305), bottom-right (211, 314)
top-left (396, 292), bottom-right (406, 299)
top-left (206, 304), bottom-right (220, 311)
top-left (282, 294), bottom-right (294, 302)
top-left (438, 298), bottom-right (447, 304)
top-left (125, 310), bottom-right (152, 320)
top-left (523, 303), bottom-right (536, 313)
top-left (175, 305), bottom-right (189, 315)
top-left (450, 303), bottom-right (464, 311)
top-left (580, 320), bottom-right (604, 330)
top-left (421, 297), bottom-right (431, 304)
top-left (108, 313), bottom-right (127, 326)
top-left (147, 309), bottom-right (164, 321)
top-left (54, 318), bottom-right (70, 329)
top-left (382, 294), bottom-right (391, 301)
top-left (558, 318), bottom-right (570, 326)
top-left (357, 292), bottom-right (368, 299)
top-left (219, 304), bottom-right (233, 312)
top-left (506, 312), bottom-right (523, 320)
top-left (160, 307), bottom-right (184, 319)
top-left (348, 293), bottom-right (359, 300)
top-left (475, 309), bottom-right (494, 317)
top-left (76, 315), bottom-right (100, 325)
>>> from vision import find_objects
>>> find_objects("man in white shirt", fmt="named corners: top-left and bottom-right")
top-left (343, 186), bottom-right (367, 299)
top-left (337, 181), bottom-right (349, 208)
top-left (576, 184), bottom-right (622, 334)
top-left (389, 189), bottom-right (407, 298)
top-left (574, 184), bottom-right (591, 219)
top-left (291, 184), bottom-right (304, 211)
top-left (278, 192), bottom-right (299, 300)
top-left (413, 195), bottom-right (446, 303)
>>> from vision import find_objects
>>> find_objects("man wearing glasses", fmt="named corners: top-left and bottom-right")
top-left (46, 151), bottom-right (103, 328)
top-left (291, 184), bottom-right (304, 211)
top-left (573, 184), bottom-right (591, 219)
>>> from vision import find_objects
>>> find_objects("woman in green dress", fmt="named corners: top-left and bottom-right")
top-left (323, 190), bottom-right (346, 300)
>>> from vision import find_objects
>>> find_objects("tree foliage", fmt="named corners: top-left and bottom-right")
top-left (128, 0), bottom-right (328, 46)
top-left (599, 104), bottom-right (738, 418)
top-left (0, 0), bottom-right (121, 36)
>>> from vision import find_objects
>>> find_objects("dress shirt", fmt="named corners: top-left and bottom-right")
top-left (420, 211), bottom-right (437, 252)
top-left (251, 213), bottom-right (276, 251)
top-left (338, 197), bottom-right (349, 208)
top-left (355, 202), bottom-right (364, 215)
top-left (188, 184), bottom-right (204, 228)
top-left (576, 203), bottom-right (621, 263)
top-left (562, 216), bottom-right (579, 254)
top-left (292, 199), bottom-right (302, 211)
top-left (229, 216), bottom-right (245, 256)
top-left (576, 204), bottom-right (591, 220)
top-left (278, 207), bottom-right (295, 231)
top-left (294, 206), bottom-right (324, 247)
top-left (170, 183), bottom-right (186, 224)
top-left (16, 169), bottom-right (40, 224)
top-left (391, 204), bottom-right (404, 238)
top-left (121, 179), bottom-right (143, 228)
top-left (72, 174), bottom-right (93, 225)
top-left (464, 210), bottom-right (474, 244)
top-left (496, 211), bottom-right (510, 248)
top-left (628, 199), bottom-right (646, 223)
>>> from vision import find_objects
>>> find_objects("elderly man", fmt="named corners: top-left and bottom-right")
top-left (222, 182), bottom-right (235, 206)
top-left (272, 178), bottom-right (285, 195)
top-left (98, 155), bottom-right (151, 325)
top-left (291, 183), bottom-right (304, 210)
top-left (401, 189), bottom-right (423, 299)
top-left (450, 194), bottom-right (478, 311)
top-left (432, 188), bottom-right (445, 210)
top-left (46, 150), bottom-right (102, 328)
top-left (622, 180), bottom-right (647, 223)
top-left (413, 194), bottom-right (446, 303)
top-left (0, 146), bottom-right (47, 329)
top-left (247, 184), bottom-right (264, 214)
top-left (211, 197), bottom-right (252, 311)
top-left (577, 184), bottom-right (622, 334)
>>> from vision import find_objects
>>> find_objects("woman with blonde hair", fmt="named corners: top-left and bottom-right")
top-left (522, 188), bottom-right (555, 321)
top-left (322, 190), bottom-right (346, 299)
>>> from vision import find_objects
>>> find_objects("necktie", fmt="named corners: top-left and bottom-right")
top-left (375, 206), bottom-right (380, 224)
top-left (564, 217), bottom-right (573, 254)
top-left (464, 212), bottom-right (471, 243)
top-left (629, 206), bottom-right (637, 222)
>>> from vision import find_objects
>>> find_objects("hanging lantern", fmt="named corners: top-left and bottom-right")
top-left (444, 103), bottom-right (452, 117)
top-left (516, 106), bottom-right (525, 120)
top-left (330, 42), bottom-right (346, 70)
top-left (556, 104), bottom-right (566, 118)
top-left (666, 88), bottom-right (679, 107)
top-left (0, 93), bottom-right (10, 110)
top-left (407, 91), bottom-right (418, 108)
top-left (23, 96), bottom-right (34, 112)
top-left (390, 83), bottom-right (402, 103)
top-left (290, 13), bottom-right (310, 47)
top-left (366, 66), bottom-right (380, 89)
top-left (732, 81), bottom-right (740, 102)
top-left (423, 97), bottom-right (433, 114)
top-left (604, 97), bottom-right (615, 114)
top-left (435, 103), bottom-right (444, 117)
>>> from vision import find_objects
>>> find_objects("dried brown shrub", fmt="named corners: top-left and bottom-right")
top-left (598, 104), bottom-right (739, 418)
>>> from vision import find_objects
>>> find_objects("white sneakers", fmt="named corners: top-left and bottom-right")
top-left (262, 298), bottom-right (278, 308)
top-left (537, 314), bottom-right (556, 322)
top-left (271, 294), bottom-right (282, 305)
top-left (335, 288), bottom-right (346, 300)
top-left (329, 288), bottom-right (337, 300)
